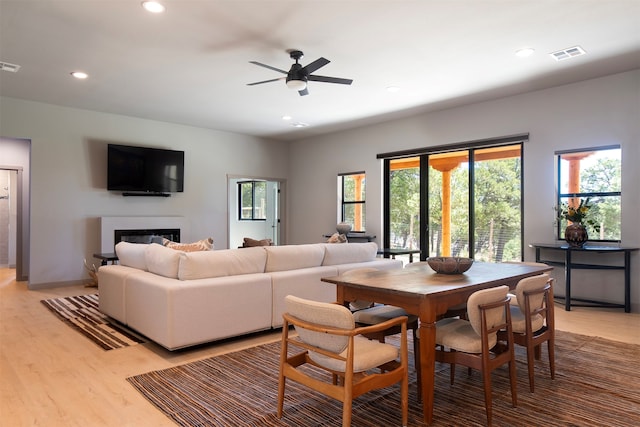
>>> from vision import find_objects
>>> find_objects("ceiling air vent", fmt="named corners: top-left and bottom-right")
top-left (549, 46), bottom-right (586, 61)
top-left (0, 61), bottom-right (21, 72)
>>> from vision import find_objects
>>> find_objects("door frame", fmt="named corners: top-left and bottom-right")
top-left (227, 174), bottom-right (286, 248)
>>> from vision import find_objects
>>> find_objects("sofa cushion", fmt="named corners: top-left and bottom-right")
top-left (178, 247), bottom-right (267, 280)
top-left (322, 242), bottom-right (378, 266)
top-left (264, 244), bottom-right (325, 272)
top-left (145, 243), bottom-right (182, 278)
top-left (115, 241), bottom-right (148, 271)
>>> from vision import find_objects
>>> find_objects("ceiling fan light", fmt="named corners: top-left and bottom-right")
top-left (286, 79), bottom-right (307, 91)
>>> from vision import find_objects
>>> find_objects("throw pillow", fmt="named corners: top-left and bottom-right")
top-left (162, 237), bottom-right (213, 252)
top-left (243, 237), bottom-right (273, 247)
top-left (326, 232), bottom-right (347, 243)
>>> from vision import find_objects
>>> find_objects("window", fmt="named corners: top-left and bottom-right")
top-left (339, 172), bottom-right (366, 232)
top-left (380, 134), bottom-right (527, 261)
top-left (556, 146), bottom-right (621, 241)
top-left (238, 180), bottom-right (266, 220)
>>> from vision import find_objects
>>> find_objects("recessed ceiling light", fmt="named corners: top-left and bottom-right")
top-left (515, 47), bottom-right (535, 58)
top-left (142, 1), bottom-right (165, 13)
top-left (70, 71), bottom-right (88, 79)
top-left (386, 86), bottom-right (401, 93)
top-left (291, 122), bottom-right (309, 128)
top-left (282, 115), bottom-right (292, 121)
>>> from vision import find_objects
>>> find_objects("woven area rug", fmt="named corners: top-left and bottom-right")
top-left (127, 330), bottom-right (640, 426)
top-left (41, 294), bottom-right (144, 350)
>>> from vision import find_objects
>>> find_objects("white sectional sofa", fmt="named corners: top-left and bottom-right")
top-left (98, 241), bottom-right (402, 350)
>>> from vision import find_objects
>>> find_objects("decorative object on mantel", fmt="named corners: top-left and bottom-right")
top-left (426, 256), bottom-right (474, 274)
top-left (336, 222), bottom-right (352, 235)
top-left (557, 198), bottom-right (600, 248)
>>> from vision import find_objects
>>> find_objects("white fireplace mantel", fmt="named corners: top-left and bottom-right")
top-left (100, 216), bottom-right (189, 253)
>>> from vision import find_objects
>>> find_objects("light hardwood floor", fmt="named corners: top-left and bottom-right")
top-left (1, 267), bottom-right (638, 426)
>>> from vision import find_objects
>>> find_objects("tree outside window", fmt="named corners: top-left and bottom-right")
top-left (239, 180), bottom-right (266, 221)
top-left (556, 146), bottom-right (621, 241)
top-left (385, 142), bottom-right (523, 262)
top-left (339, 172), bottom-right (366, 232)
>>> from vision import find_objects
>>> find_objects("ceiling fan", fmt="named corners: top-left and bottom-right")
top-left (247, 50), bottom-right (353, 96)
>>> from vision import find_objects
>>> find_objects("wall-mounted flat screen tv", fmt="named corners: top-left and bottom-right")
top-left (107, 144), bottom-right (184, 193)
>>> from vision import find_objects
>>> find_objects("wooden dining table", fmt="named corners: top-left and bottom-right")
top-left (321, 261), bottom-right (552, 425)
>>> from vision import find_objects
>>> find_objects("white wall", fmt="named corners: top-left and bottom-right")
top-left (1, 71), bottom-right (638, 310)
top-left (0, 98), bottom-right (289, 287)
top-left (288, 70), bottom-right (640, 311)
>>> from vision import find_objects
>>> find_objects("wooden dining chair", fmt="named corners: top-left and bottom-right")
top-left (501, 261), bottom-right (550, 306)
top-left (345, 268), bottom-right (419, 340)
top-left (432, 285), bottom-right (517, 425)
top-left (278, 295), bottom-right (409, 427)
top-left (498, 273), bottom-right (555, 393)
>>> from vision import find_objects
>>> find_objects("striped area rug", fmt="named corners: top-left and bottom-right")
top-left (41, 294), bottom-right (144, 350)
top-left (127, 331), bottom-right (640, 426)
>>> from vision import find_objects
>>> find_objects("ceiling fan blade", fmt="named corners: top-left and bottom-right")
top-left (301, 57), bottom-right (330, 74)
top-left (249, 61), bottom-right (288, 74)
top-left (247, 77), bottom-right (285, 86)
top-left (298, 88), bottom-right (309, 96)
top-left (308, 75), bottom-right (353, 85)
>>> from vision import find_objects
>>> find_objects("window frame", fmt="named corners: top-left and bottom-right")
top-left (555, 145), bottom-right (621, 242)
top-left (339, 171), bottom-right (366, 232)
top-left (379, 134), bottom-right (527, 261)
top-left (238, 180), bottom-right (267, 221)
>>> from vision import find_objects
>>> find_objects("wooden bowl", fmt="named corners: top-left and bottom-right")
top-left (426, 257), bottom-right (474, 274)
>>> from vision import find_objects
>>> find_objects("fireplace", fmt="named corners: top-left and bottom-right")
top-left (114, 228), bottom-right (180, 245)
top-left (100, 216), bottom-right (189, 253)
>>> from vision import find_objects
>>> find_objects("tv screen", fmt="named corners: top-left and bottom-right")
top-left (107, 144), bottom-right (184, 193)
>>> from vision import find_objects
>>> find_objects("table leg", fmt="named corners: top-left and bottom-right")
top-left (565, 250), bottom-right (572, 311)
top-left (419, 320), bottom-right (436, 425)
top-left (624, 251), bottom-right (631, 313)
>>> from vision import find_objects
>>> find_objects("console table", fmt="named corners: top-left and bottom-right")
top-left (93, 252), bottom-right (119, 266)
top-left (323, 233), bottom-right (376, 242)
top-left (377, 248), bottom-right (421, 263)
top-left (530, 243), bottom-right (638, 312)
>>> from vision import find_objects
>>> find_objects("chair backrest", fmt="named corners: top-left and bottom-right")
top-left (467, 285), bottom-right (509, 337)
top-left (502, 261), bottom-right (550, 268)
top-left (515, 274), bottom-right (550, 315)
top-left (284, 295), bottom-right (355, 354)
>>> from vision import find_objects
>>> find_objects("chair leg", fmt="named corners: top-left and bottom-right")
top-left (548, 337), bottom-right (556, 380)
top-left (342, 396), bottom-right (353, 427)
top-left (509, 356), bottom-right (518, 408)
top-left (413, 328), bottom-right (422, 402)
top-left (401, 365), bottom-right (409, 427)
top-left (526, 343), bottom-right (536, 393)
top-left (277, 376), bottom-right (286, 418)
top-left (481, 372), bottom-right (493, 426)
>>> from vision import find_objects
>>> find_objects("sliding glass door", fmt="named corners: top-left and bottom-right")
top-left (383, 140), bottom-right (523, 262)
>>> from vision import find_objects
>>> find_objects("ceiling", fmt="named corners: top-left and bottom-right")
top-left (1, 1), bottom-right (639, 142)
